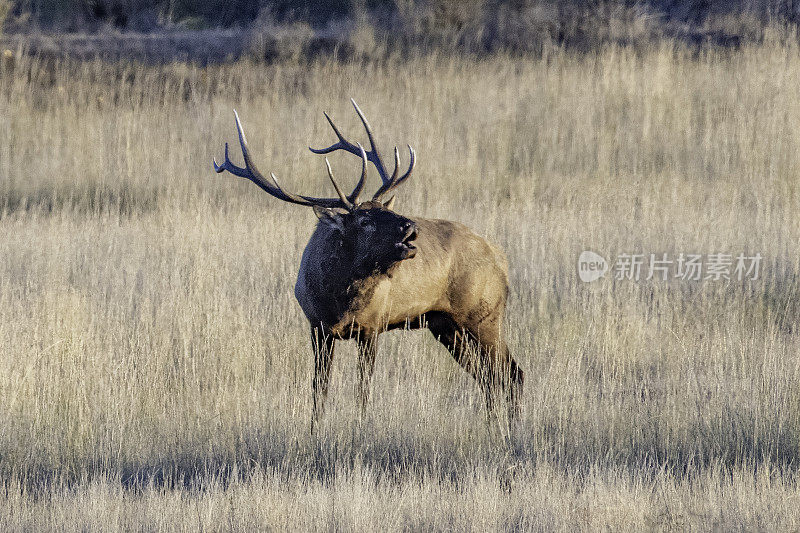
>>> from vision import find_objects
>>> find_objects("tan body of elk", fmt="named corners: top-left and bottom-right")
top-left (214, 100), bottom-right (523, 434)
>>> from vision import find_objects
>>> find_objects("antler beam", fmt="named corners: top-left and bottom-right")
top-left (214, 110), bottom-right (364, 211)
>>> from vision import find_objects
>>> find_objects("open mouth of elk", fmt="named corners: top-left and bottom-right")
top-left (397, 225), bottom-right (418, 256)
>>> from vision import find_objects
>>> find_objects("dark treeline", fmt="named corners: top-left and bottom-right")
top-left (9, 1), bottom-right (800, 32)
top-left (10, 0), bottom-right (800, 28)
top-left (3, 0), bottom-right (800, 59)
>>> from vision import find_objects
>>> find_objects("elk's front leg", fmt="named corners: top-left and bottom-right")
top-left (356, 332), bottom-right (378, 418)
top-left (310, 325), bottom-right (335, 435)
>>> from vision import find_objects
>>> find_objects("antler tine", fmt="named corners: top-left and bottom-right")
top-left (371, 146), bottom-right (399, 200)
top-left (309, 112), bottom-right (359, 154)
top-left (395, 145), bottom-right (416, 187)
top-left (233, 110), bottom-right (261, 176)
top-left (348, 142), bottom-right (368, 205)
top-left (213, 110), bottom-right (352, 210)
top-left (324, 158), bottom-right (353, 209)
top-left (350, 98), bottom-right (393, 185)
top-left (308, 112), bottom-right (365, 161)
top-left (373, 145), bottom-right (416, 201)
top-left (390, 146), bottom-right (400, 183)
top-left (212, 142), bottom-right (233, 173)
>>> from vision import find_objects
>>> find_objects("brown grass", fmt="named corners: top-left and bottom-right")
top-left (1, 39), bottom-right (800, 529)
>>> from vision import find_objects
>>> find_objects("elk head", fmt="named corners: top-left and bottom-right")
top-left (213, 99), bottom-right (418, 275)
top-left (314, 201), bottom-right (418, 277)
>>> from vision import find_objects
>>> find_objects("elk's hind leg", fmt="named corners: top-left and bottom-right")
top-left (427, 312), bottom-right (523, 424)
top-left (356, 331), bottom-right (378, 419)
top-left (470, 318), bottom-right (524, 424)
top-left (310, 325), bottom-right (335, 435)
top-left (486, 342), bottom-right (524, 422)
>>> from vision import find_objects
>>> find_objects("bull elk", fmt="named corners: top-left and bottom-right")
top-left (213, 100), bottom-right (523, 433)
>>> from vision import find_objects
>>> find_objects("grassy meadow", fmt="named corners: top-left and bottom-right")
top-left (2, 38), bottom-right (800, 529)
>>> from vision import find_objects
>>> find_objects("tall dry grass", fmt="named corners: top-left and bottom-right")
top-left (1, 38), bottom-right (800, 529)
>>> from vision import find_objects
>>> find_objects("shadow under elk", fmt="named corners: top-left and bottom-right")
top-left (214, 100), bottom-right (523, 433)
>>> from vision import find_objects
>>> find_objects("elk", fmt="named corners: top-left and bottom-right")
top-left (213, 100), bottom-right (523, 433)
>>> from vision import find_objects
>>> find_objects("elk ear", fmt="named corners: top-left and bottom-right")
top-left (313, 205), bottom-right (345, 233)
top-left (383, 196), bottom-right (396, 210)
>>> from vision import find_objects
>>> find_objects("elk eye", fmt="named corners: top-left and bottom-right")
top-left (358, 218), bottom-right (373, 228)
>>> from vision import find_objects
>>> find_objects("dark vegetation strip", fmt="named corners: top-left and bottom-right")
top-left (2, 407), bottom-right (799, 494)
top-left (2, 1), bottom-right (800, 64)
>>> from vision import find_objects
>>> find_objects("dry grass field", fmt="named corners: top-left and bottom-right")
top-left (2, 36), bottom-right (800, 530)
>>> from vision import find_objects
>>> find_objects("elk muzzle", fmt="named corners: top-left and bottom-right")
top-left (396, 221), bottom-right (418, 259)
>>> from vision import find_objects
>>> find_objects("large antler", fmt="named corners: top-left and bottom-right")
top-left (214, 110), bottom-right (368, 211)
top-left (309, 99), bottom-right (415, 203)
